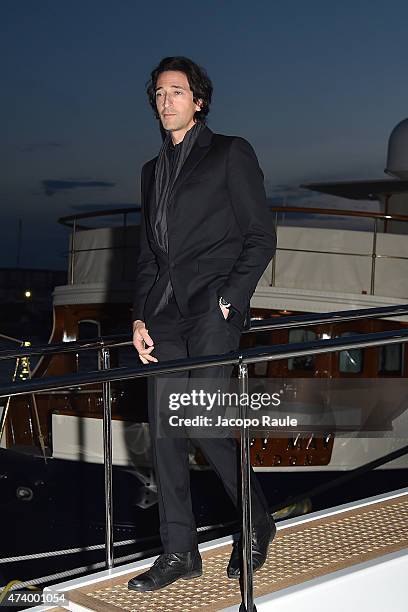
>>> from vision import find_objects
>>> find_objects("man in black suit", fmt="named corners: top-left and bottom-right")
top-left (128, 56), bottom-right (277, 592)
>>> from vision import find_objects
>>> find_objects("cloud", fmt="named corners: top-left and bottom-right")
top-left (267, 183), bottom-right (321, 205)
top-left (20, 141), bottom-right (65, 153)
top-left (42, 179), bottom-right (116, 196)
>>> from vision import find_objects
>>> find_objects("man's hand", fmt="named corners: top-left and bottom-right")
top-left (220, 305), bottom-right (230, 320)
top-left (132, 320), bottom-right (158, 364)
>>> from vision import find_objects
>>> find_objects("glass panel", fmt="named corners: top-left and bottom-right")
top-left (338, 332), bottom-right (363, 373)
top-left (288, 329), bottom-right (316, 371)
top-left (378, 344), bottom-right (403, 374)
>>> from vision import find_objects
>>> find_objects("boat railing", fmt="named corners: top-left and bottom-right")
top-left (1, 302), bottom-right (408, 361)
top-left (270, 205), bottom-right (408, 294)
top-left (58, 206), bottom-right (408, 290)
top-left (59, 208), bottom-right (141, 285)
top-left (1, 304), bottom-right (408, 611)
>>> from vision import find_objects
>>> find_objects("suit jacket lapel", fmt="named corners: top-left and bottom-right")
top-left (144, 125), bottom-right (213, 232)
top-left (168, 125), bottom-right (213, 204)
top-left (144, 159), bottom-right (157, 236)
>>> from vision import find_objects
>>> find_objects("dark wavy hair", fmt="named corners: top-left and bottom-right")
top-left (146, 56), bottom-right (213, 125)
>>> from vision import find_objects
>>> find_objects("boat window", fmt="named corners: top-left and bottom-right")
top-left (253, 332), bottom-right (270, 375)
top-left (287, 329), bottom-right (316, 371)
top-left (76, 320), bottom-right (101, 373)
top-left (378, 344), bottom-right (404, 375)
top-left (338, 332), bottom-right (363, 373)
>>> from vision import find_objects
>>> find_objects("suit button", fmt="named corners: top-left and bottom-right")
top-left (170, 263), bottom-right (175, 269)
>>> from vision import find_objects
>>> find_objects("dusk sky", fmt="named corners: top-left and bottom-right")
top-left (1, 0), bottom-right (408, 270)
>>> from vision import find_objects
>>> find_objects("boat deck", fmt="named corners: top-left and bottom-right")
top-left (40, 487), bottom-right (408, 612)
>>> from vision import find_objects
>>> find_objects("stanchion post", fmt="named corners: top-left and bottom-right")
top-left (100, 347), bottom-right (114, 569)
top-left (238, 359), bottom-right (255, 611)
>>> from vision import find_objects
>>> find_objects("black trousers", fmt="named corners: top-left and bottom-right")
top-left (145, 293), bottom-right (269, 553)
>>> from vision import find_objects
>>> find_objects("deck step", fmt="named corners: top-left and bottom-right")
top-left (62, 492), bottom-right (408, 611)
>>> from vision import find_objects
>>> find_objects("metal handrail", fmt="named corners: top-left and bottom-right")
top-left (59, 204), bottom-right (408, 227)
top-left (60, 204), bottom-right (408, 286)
top-left (0, 335), bottom-right (131, 361)
top-left (271, 205), bottom-right (408, 222)
top-left (1, 302), bottom-right (408, 362)
top-left (3, 327), bottom-right (408, 610)
top-left (59, 207), bottom-right (141, 228)
top-left (0, 333), bottom-right (25, 344)
top-left (59, 207), bottom-right (142, 283)
top-left (2, 328), bottom-right (408, 609)
top-left (248, 302), bottom-right (408, 331)
top-left (271, 206), bottom-right (408, 297)
top-left (2, 327), bottom-right (408, 398)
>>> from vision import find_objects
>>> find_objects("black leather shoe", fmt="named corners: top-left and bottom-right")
top-left (227, 514), bottom-right (276, 579)
top-left (128, 551), bottom-right (202, 592)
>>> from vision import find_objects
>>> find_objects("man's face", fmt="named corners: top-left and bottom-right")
top-left (155, 70), bottom-right (202, 138)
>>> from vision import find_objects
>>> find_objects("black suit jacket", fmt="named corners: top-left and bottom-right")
top-left (132, 125), bottom-right (276, 323)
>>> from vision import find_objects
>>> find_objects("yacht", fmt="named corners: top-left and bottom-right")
top-left (1, 119), bottom-right (407, 605)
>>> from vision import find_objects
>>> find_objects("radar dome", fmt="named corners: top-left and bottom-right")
top-left (386, 118), bottom-right (408, 179)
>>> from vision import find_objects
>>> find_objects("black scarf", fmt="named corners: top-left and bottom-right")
top-left (153, 121), bottom-right (204, 254)
top-left (151, 121), bottom-right (204, 312)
